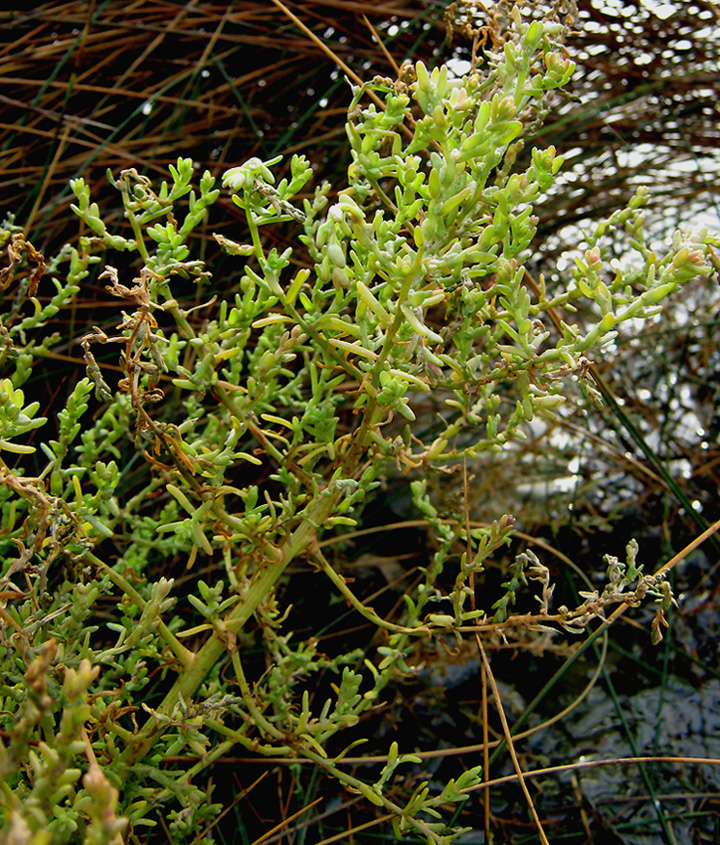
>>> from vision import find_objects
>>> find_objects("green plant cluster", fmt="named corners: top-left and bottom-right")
top-left (0, 6), bottom-right (716, 844)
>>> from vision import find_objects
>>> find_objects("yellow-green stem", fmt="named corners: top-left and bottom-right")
top-left (121, 481), bottom-right (343, 766)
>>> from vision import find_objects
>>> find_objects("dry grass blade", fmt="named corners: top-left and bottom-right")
top-left (248, 796), bottom-right (323, 845)
top-left (476, 635), bottom-right (550, 845)
top-left (470, 753), bottom-right (720, 795)
top-left (0, 1), bottom-right (714, 260)
top-left (1, 1), bottom-right (440, 256)
top-left (188, 772), bottom-right (269, 845)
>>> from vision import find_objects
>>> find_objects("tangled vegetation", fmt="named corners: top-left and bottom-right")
top-left (0, 3), bottom-right (718, 844)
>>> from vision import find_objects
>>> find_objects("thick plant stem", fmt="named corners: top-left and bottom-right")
top-left (121, 482), bottom-right (343, 767)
